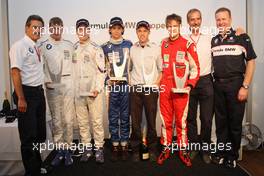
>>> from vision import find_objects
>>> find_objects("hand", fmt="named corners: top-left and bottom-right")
top-left (92, 90), bottom-right (99, 98)
top-left (237, 87), bottom-right (248, 102)
top-left (235, 27), bottom-right (245, 36)
top-left (154, 81), bottom-right (160, 87)
top-left (186, 86), bottom-right (192, 91)
top-left (107, 80), bottom-right (114, 86)
top-left (45, 82), bottom-right (54, 90)
top-left (18, 97), bottom-right (27, 112)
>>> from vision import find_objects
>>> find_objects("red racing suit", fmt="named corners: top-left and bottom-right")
top-left (159, 36), bottom-right (200, 149)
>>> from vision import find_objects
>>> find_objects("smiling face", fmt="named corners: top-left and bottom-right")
top-left (215, 11), bottom-right (232, 35)
top-left (136, 26), bottom-right (150, 44)
top-left (166, 19), bottom-right (181, 40)
top-left (25, 20), bottom-right (43, 42)
top-left (109, 25), bottom-right (124, 40)
top-left (49, 24), bottom-right (63, 41)
top-left (76, 25), bottom-right (90, 43)
top-left (188, 11), bottom-right (202, 34)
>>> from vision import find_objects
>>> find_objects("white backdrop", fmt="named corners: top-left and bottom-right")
top-left (250, 0), bottom-right (264, 140)
top-left (0, 2), bottom-right (5, 105)
top-left (7, 0), bottom-right (247, 137)
top-left (8, 0), bottom-right (246, 44)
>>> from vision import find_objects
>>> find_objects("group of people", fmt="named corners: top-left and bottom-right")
top-left (9, 6), bottom-right (256, 176)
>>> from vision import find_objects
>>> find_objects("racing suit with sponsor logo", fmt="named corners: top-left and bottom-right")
top-left (160, 36), bottom-right (200, 149)
top-left (102, 39), bottom-right (132, 145)
top-left (73, 41), bottom-right (106, 148)
top-left (41, 37), bottom-right (75, 147)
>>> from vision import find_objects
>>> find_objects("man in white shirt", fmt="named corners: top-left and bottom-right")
top-left (73, 19), bottom-right (106, 164)
top-left (129, 21), bottom-right (162, 162)
top-left (185, 9), bottom-right (214, 164)
top-left (185, 9), bottom-right (245, 164)
top-left (9, 15), bottom-right (46, 176)
top-left (40, 17), bottom-right (75, 166)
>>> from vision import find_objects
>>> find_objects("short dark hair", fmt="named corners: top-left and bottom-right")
top-left (215, 7), bottom-right (231, 17)
top-left (49, 17), bottom-right (63, 26)
top-left (187, 8), bottom-right (202, 22)
top-left (25, 15), bottom-right (44, 27)
top-left (165, 13), bottom-right (182, 26)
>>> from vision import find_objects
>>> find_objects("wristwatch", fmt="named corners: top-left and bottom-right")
top-left (242, 84), bottom-right (250, 89)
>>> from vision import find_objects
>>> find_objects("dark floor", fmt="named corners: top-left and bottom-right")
top-left (238, 148), bottom-right (264, 176)
top-left (44, 140), bottom-right (249, 176)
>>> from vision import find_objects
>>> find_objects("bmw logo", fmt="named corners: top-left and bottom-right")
top-left (28, 47), bottom-right (34, 53)
top-left (46, 44), bottom-right (52, 50)
top-left (214, 38), bottom-right (219, 44)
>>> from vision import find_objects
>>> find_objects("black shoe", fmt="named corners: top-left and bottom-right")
top-left (202, 153), bottom-right (211, 164)
top-left (149, 151), bottom-right (157, 162)
top-left (121, 145), bottom-right (129, 161)
top-left (111, 145), bottom-right (119, 162)
top-left (210, 153), bottom-right (224, 165)
top-left (190, 151), bottom-right (199, 161)
top-left (225, 159), bottom-right (237, 168)
top-left (40, 164), bottom-right (53, 174)
top-left (132, 152), bottom-right (140, 162)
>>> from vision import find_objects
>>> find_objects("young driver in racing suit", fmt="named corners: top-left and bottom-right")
top-left (73, 19), bottom-right (106, 164)
top-left (157, 14), bottom-right (200, 167)
top-left (41, 17), bottom-right (75, 166)
top-left (102, 17), bottom-right (133, 161)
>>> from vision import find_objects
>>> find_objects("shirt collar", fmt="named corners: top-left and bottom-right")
top-left (167, 35), bottom-right (182, 44)
top-left (217, 27), bottom-right (235, 40)
top-left (110, 37), bottom-right (123, 45)
top-left (135, 41), bottom-right (151, 48)
top-left (49, 36), bottom-right (61, 45)
top-left (24, 35), bottom-right (36, 46)
top-left (79, 39), bottom-right (91, 47)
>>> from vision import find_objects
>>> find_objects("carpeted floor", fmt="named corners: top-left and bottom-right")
top-left (238, 149), bottom-right (264, 176)
top-left (44, 140), bottom-right (249, 176)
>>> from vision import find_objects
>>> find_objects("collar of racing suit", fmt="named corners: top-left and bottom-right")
top-left (110, 37), bottom-right (123, 45)
top-left (79, 39), bottom-right (91, 47)
top-left (167, 35), bottom-right (182, 45)
top-left (49, 36), bottom-right (62, 45)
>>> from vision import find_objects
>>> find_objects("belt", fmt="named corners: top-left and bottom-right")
top-left (112, 81), bottom-right (127, 85)
top-left (134, 84), bottom-right (144, 87)
top-left (162, 75), bottom-right (174, 80)
top-left (62, 74), bottom-right (71, 77)
top-left (200, 74), bottom-right (212, 79)
top-left (80, 76), bottom-right (89, 78)
top-left (22, 84), bottom-right (43, 90)
top-left (214, 75), bottom-right (243, 83)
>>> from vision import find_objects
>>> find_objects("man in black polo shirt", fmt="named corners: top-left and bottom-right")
top-left (211, 7), bottom-right (256, 168)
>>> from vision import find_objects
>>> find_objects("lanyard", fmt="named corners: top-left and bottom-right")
top-left (190, 34), bottom-right (201, 46)
top-left (34, 46), bottom-right (41, 62)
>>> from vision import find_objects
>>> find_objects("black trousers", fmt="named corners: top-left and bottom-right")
top-left (187, 74), bottom-right (214, 151)
top-left (130, 86), bottom-right (159, 153)
top-left (214, 77), bottom-right (245, 160)
top-left (13, 85), bottom-right (46, 176)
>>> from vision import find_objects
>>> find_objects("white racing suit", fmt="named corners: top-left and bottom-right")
top-left (41, 38), bottom-right (75, 148)
top-left (73, 41), bottom-right (105, 148)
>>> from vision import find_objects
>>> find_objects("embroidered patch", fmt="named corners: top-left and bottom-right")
top-left (163, 63), bottom-right (169, 68)
top-left (176, 51), bottom-right (185, 63)
top-left (84, 55), bottom-right (90, 63)
top-left (64, 50), bottom-right (70, 59)
top-left (214, 38), bottom-right (219, 44)
top-left (28, 47), bottom-right (34, 54)
top-left (72, 53), bottom-right (77, 63)
top-left (46, 44), bottom-right (52, 50)
top-left (163, 54), bottom-right (169, 62)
